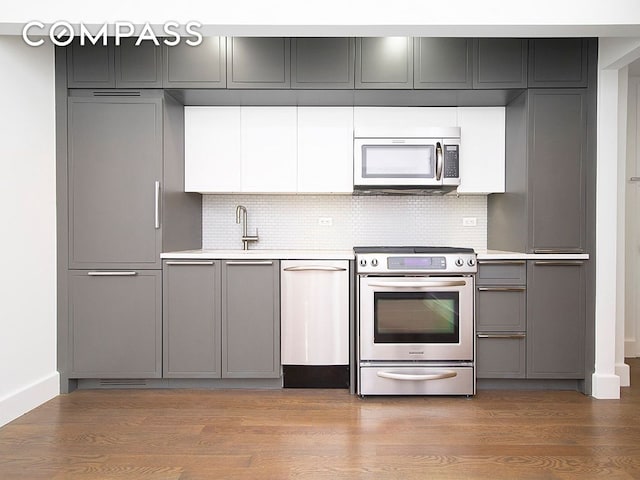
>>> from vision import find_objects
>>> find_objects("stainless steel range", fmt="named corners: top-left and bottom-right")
top-left (355, 246), bottom-right (477, 396)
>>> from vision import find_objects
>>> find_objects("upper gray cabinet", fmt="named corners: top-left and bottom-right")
top-left (67, 42), bottom-right (115, 88)
top-left (355, 37), bottom-right (413, 89)
top-left (291, 38), bottom-right (355, 89)
top-left (414, 38), bottom-right (472, 89)
top-left (473, 38), bottom-right (527, 89)
top-left (528, 38), bottom-right (588, 88)
top-left (227, 37), bottom-right (291, 88)
top-left (67, 40), bottom-right (162, 88)
top-left (163, 37), bottom-right (226, 88)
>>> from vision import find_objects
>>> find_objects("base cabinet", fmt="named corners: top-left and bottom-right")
top-left (68, 270), bottom-right (162, 378)
top-left (162, 259), bottom-right (281, 379)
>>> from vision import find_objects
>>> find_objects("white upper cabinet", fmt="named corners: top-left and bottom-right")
top-left (184, 106), bottom-right (241, 193)
top-left (241, 107), bottom-right (297, 193)
top-left (456, 107), bottom-right (506, 194)
top-left (297, 107), bottom-right (353, 193)
top-left (353, 107), bottom-right (458, 137)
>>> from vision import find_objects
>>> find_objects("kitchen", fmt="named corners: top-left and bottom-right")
top-left (1, 0), bottom-right (640, 462)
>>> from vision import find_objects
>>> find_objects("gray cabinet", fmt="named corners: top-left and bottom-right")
top-left (163, 37), bottom-right (226, 88)
top-left (476, 261), bottom-right (527, 379)
top-left (414, 38), bottom-right (472, 89)
top-left (528, 38), bottom-right (588, 88)
top-left (222, 260), bottom-right (280, 378)
top-left (291, 38), bottom-right (354, 89)
top-left (473, 38), bottom-right (527, 89)
top-left (68, 270), bottom-right (161, 378)
top-left (67, 40), bottom-right (162, 88)
top-left (527, 260), bottom-right (585, 379)
top-left (227, 37), bottom-right (290, 88)
top-left (355, 37), bottom-right (413, 89)
top-left (488, 89), bottom-right (587, 253)
top-left (68, 93), bottom-right (163, 269)
top-left (163, 261), bottom-right (221, 378)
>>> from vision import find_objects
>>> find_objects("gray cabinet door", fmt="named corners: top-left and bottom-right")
top-left (115, 38), bottom-right (162, 88)
top-left (414, 38), bottom-right (472, 89)
top-left (291, 38), bottom-right (354, 89)
top-left (355, 37), bottom-right (413, 89)
top-left (473, 38), bottom-right (527, 89)
top-left (68, 94), bottom-right (163, 269)
top-left (529, 90), bottom-right (586, 253)
top-left (222, 261), bottom-right (280, 378)
top-left (69, 270), bottom-right (161, 378)
top-left (163, 261), bottom-right (221, 378)
top-left (526, 261), bottom-right (585, 379)
top-left (163, 37), bottom-right (226, 88)
top-left (528, 39), bottom-right (588, 88)
top-left (67, 42), bottom-right (115, 88)
top-left (227, 37), bottom-right (290, 88)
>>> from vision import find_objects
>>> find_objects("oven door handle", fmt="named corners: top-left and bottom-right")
top-left (367, 280), bottom-right (467, 288)
top-left (377, 370), bottom-right (458, 381)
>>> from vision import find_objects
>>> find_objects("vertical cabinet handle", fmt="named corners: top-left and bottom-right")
top-left (154, 181), bottom-right (161, 229)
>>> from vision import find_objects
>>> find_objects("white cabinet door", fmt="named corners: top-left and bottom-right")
top-left (354, 107), bottom-right (458, 137)
top-left (457, 107), bottom-right (506, 194)
top-left (241, 107), bottom-right (297, 193)
top-left (297, 107), bottom-right (353, 193)
top-left (184, 107), bottom-right (241, 193)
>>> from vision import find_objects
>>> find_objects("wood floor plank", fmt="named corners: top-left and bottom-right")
top-left (0, 358), bottom-right (639, 479)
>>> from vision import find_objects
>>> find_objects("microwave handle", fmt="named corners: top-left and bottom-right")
top-left (435, 142), bottom-right (443, 181)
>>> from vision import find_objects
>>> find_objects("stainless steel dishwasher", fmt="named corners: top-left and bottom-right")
top-left (280, 260), bottom-right (350, 388)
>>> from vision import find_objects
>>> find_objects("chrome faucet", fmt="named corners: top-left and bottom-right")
top-left (235, 205), bottom-right (259, 250)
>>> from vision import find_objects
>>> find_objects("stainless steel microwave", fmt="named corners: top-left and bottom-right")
top-left (353, 127), bottom-right (461, 194)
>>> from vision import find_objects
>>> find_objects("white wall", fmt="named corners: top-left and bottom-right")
top-left (0, 36), bottom-right (58, 427)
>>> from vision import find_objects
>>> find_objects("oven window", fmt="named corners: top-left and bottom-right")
top-left (374, 292), bottom-right (459, 343)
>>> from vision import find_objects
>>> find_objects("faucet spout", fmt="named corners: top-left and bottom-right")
top-left (235, 205), bottom-right (258, 250)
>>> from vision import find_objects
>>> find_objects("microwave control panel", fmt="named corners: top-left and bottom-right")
top-left (443, 145), bottom-right (459, 178)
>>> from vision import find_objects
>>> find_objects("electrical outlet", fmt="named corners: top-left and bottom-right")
top-left (462, 217), bottom-right (477, 227)
top-left (318, 217), bottom-right (333, 226)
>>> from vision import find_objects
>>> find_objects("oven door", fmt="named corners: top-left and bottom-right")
top-left (359, 276), bottom-right (474, 361)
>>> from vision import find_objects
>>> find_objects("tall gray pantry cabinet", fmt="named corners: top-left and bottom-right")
top-left (62, 86), bottom-right (201, 389)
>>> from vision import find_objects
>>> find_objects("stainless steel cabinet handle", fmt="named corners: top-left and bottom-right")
top-left (435, 141), bottom-right (443, 181)
top-left (368, 280), bottom-right (467, 288)
top-left (477, 287), bottom-right (526, 292)
top-left (87, 271), bottom-right (138, 276)
top-left (477, 334), bottom-right (526, 339)
top-left (533, 261), bottom-right (584, 266)
top-left (165, 261), bottom-right (215, 266)
top-left (630, 177), bottom-right (640, 182)
top-left (377, 370), bottom-right (457, 381)
top-left (226, 261), bottom-right (274, 266)
top-left (154, 181), bottom-right (161, 229)
top-left (533, 249), bottom-right (583, 254)
top-left (283, 266), bottom-right (347, 272)
top-left (478, 260), bottom-right (526, 265)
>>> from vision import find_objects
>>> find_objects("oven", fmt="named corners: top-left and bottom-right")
top-left (355, 247), bottom-right (477, 396)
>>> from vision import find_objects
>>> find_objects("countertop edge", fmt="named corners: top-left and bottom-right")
top-left (477, 250), bottom-right (590, 260)
top-left (161, 250), bottom-right (356, 260)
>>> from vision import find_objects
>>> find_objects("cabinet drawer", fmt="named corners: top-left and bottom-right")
top-left (477, 261), bottom-right (526, 285)
top-left (476, 335), bottom-right (526, 378)
top-left (476, 287), bottom-right (526, 331)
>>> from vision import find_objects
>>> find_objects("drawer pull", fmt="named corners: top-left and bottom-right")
top-left (165, 261), bottom-right (215, 266)
top-left (478, 260), bottom-right (526, 265)
top-left (226, 261), bottom-right (274, 266)
top-left (477, 334), bottom-right (526, 339)
top-left (377, 370), bottom-right (457, 381)
top-left (87, 271), bottom-right (137, 276)
top-left (477, 287), bottom-right (525, 292)
top-left (283, 266), bottom-right (347, 272)
top-left (533, 261), bottom-right (584, 266)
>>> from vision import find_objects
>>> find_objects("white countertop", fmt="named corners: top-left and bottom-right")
top-left (476, 249), bottom-right (589, 260)
top-left (161, 249), bottom-right (356, 260)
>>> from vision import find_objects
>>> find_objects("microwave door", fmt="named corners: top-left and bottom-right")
top-left (354, 139), bottom-right (440, 187)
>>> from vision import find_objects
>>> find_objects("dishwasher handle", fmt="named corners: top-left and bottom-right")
top-left (283, 265), bottom-right (347, 272)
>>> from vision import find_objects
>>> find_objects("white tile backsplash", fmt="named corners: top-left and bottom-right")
top-left (202, 194), bottom-right (487, 251)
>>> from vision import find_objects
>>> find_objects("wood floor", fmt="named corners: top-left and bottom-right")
top-left (1, 360), bottom-right (640, 480)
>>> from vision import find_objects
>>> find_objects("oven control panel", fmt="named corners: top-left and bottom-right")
top-left (357, 253), bottom-right (477, 274)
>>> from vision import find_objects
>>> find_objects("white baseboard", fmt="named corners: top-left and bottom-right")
top-left (591, 372), bottom-right (621, 399)
top-left (616, 362), bottom-right (631, 387)
top-left (0, 372), bottom-right (60, 428)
